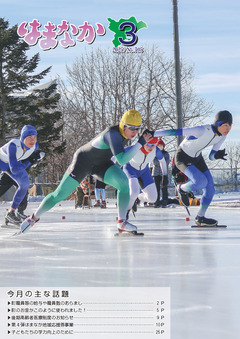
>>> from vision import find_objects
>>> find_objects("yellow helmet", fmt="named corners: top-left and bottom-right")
top-left (119, 109), bottom-right (142, 138)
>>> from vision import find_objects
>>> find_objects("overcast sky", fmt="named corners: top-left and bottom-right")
top-left (2, 0), bottom-right (240, 140)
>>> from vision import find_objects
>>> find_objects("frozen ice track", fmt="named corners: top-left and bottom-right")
top-left (0, 199), bottom-right (240, 339)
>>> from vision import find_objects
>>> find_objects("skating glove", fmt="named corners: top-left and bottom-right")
top-left (174, 172), bottom-right (186, 183)
top-left (137, 135), bottom-right (146, 146)
top-left (138, 129), bottom-right (155, 146)
top-left (31, 152), bottom-right (45, 168)
top-left (26, 150), bottom-right (45, 166)
top-left (187, 191), bottom-right (195, 199)
top-left (214, 149), bottom-right (227, 160)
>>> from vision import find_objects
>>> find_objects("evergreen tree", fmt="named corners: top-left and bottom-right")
top-left (0, 17), bottom-right (65, 159)
top-left (8, 80), bottom-right (66, 156)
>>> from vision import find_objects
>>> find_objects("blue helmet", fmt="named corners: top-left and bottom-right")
top-left (20, 125), bottom-right (37, 143)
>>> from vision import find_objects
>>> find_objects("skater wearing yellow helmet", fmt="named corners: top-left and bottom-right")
top-left (119, 109), bottom-right (142, 139)
top-left (20, 109), bottom-right (152, 235)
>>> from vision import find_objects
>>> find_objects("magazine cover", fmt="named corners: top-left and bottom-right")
top-left (0, 1), bottom-right (239, 338)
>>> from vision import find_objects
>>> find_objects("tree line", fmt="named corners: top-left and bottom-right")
top-left (58, 46), bottom-right (213, 155)
top-left (5, 17), bottom-right (238, 185)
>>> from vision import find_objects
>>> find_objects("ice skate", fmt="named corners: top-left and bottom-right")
top-left (94, 200), bottom-right (101, 207)
top-left (161, 199), bottom-right (168, 208)
top-left (18, 214), bottom-right (39, 234)
top-left (5, 210), bottom-right (22, 225)
top-left (115, 219), bottom-right (144, 236)
top-left (176, 184), bottom-right (190, 207)
top-left (117, 219), bottom-right (137, 233)
top-left (194, 216), bottom-right (218, 227)
top-left (154, 200), bottom-right (161, 208)
top-left (16, 210), bottom-right (28, 220)
top-left (100, 201), bottom-right (106, 208)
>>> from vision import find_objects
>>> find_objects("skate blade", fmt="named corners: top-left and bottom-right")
top-left (179, 200), bottom-right (190, 208)
top-left (115, 231), bottom-right (144, 237)
top-left (12, 223), bottom-right (32, 236)
top-left (185, 206), bottom-right (191, 216)
top-left (12, 230), bottom-right (22, 236)
top-left (191, 225), bottom-right (227, 228)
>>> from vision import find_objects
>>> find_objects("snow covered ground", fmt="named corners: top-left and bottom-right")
top-left (0, 192), bottom-right (240, 339)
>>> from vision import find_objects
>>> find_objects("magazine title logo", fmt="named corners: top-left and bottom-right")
top-left (17, 17), bottom-right (147, 52)
top-left (107, 16), bottom-right (147, 51)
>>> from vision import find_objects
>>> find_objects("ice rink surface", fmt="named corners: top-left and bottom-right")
top-left (0, 193), bottom-right (240, 339)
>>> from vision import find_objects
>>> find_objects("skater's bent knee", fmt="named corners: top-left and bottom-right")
top-left (118, 183), bottom-right (129, 194)
top-left (113, 176), bottom-right (129, 194)
top-left (50, 190), bottom-right (68, 204)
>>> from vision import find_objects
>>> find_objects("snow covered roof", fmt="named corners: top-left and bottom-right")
top-left (9, 79), bottom-right (57, 98)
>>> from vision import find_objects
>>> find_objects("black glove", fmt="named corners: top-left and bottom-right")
top-left (162, 175), bottom-right (168, 186)
top-left (214, 149), bottom-right (227, 160)
top-left (27, 150), bottom-right (45, 166)
top-left (32, 152), bottom-right (45, 168)
top-left (138, 135), bottom-right (146, 146)
top-left (138, 129), bottom-right (155, 146)
top-left (174, 172), bottom-right (186, 183)
top-left (172, 166), bottom-right (180, 177)
top-left (23, 150), bottom-right (40, 164)
top-left (187, 191), bottom-right (195, 199)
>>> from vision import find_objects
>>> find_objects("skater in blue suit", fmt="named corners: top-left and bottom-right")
top-left (153, 110), bottom-right (232, 226)
top-left (0, 125), bottom-right (38, 224)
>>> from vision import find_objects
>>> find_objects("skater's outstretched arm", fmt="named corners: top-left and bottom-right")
top-left (154, 125), bottom-right (205, 138)
top-left (104, 129), bottom-right (152, 166)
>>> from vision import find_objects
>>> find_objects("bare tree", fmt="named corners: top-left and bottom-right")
top-left (221, 142), bottom-right (240, 186)
top-left (58, 45), bottom-right (213, 162)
